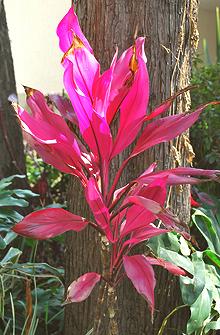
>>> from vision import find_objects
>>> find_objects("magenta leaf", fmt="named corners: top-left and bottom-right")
top-left (66, 272), bottom-right (101, 303)
top-left (110, 38), bottom-right (150, 157)
top-left (85, 178), bottom-right (113, 241)
top-left (146, 256), bottom-right (187, 276)
top-left (120, 178), bottom-right (167, 237)
top-left (56, 6), bottom-right (93, 54)
top-left (12, 208), bottom-right (88, 239)
top-left (131, 103), bottom-right (219, 159)
top-left (123, 255), bottom-right (156, 316)
top-left (122, 225), bottom-right (168, 248)
top-left (137, 166), bottom-right (220, 186)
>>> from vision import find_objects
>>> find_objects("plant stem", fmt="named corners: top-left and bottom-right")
top-left (107, 286), bottom-right (119, 335)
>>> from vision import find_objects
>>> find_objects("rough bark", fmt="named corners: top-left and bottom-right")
top-left (0, 0), bottom-right (25, 181)
top-left (65, 0), bottom-right (199, 334)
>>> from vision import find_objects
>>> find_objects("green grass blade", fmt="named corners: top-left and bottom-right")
top-left (9, 292), bottom-right (15, 335)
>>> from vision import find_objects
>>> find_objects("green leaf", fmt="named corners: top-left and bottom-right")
top-left (157, 247), bottom-right (194, 274)
top-left (13, 189), bottom-right (39, 198)
top-left (179, 236), bottom-right (191, 256)
top-left (147, 232), bottom-right (180, 254)
top-left (0, 175), bottom-right (25, 191)
top-left (0, 196), bottom-right (29, 207)
top-left (204, 250), bottom-right (220, 269)
top-left (192, 209), bottom-right (220, 255)
top-left (7, 262), bottom-right (64, 279)
top-left (0, 209), bottom-right (23, 222)
top-left (3, 231), bottom-right (17, 245)
top-left (180, 252), bottom-right (206, 305)
top-left (0, 235), bottom-right (6, 249)
top-left (0, 247), bottom-right (22, 266)
top-left (205, 319), bottom-right (220, 333)
top-left (187, 288), bottom-right (212, 334)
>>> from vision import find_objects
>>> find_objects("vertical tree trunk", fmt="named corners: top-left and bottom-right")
top-left (0, 0), bottom-right (25, 180)
top-left (65, 0), bottom-right (199, 334)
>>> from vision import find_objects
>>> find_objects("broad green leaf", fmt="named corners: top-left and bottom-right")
top-left (0, 196), bottom-right (29, 207)
top-left (187, 288), bottom-right (212, 334)
top-left (147, 232), bottom-right (180, 255)
top-left (205, 319), bottom-right (220, 333)
top-left (180, 252), bottom-right (205, 305)
top-left (0, 247), bottom-right (22, 266)
top-left (192, 209), bottom-right (220, 255)
top-left (204, 250), bottom-right (220, 269)
top-left (157, 247), bottom-right (193, 274)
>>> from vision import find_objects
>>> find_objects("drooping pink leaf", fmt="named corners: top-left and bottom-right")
top-left (131, 102), bottom-right (220, 159)
top-left (12, 208), bottom-right (88, 239)
top-left (85, 178), bottom-right (113, 241)
top-left (123, 195), bottom-right (189, 238)
top-left (66, 272), bottom-right (101, 303)
top-left (146, 256), bottom-right (187, 276)
top-left (13, 103), bottom-right (87, 178)
top-left (123, 255), bottom-right (156, 316)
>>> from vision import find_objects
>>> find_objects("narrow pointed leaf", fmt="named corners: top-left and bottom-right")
top-left (12, 208), bottom-right (88, 239)
top-left (146, 256), bottom-right (187, 276)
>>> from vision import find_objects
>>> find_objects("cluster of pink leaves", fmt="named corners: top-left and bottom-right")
top-left (12, 7), bottom-right (220, 316)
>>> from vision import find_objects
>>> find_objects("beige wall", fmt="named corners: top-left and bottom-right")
top-left (198, 6), bottom-right (217, 63)
top-left (5, 0), bottom-right (71, 99)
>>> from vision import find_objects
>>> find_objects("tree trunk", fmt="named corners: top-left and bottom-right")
top-left (65, 0), bottom-right (199, 334)
top-left (0, 0), bottom-right (25, 181)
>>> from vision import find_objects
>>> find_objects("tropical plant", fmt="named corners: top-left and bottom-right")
top-left (11, 6), bottom-right (220, 333)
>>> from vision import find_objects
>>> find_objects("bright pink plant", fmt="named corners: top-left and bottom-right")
top-left (12, 7), bottom-right (220, 316)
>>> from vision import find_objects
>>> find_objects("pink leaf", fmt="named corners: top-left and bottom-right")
top-left (110, 38), bottom-right (150, 157)
top-left (85, 178), bottom-right (113, 241)
top-left (13, 103), bottom-right (86, 178)
top-left (120, 178), bottom-right (167, 237)
top-left (57, 6), bottom-right (93, 54)
top-left (66, 272), bottom-right (101, 303)
top-left (12, 208), bottom-right (88, 239)
top-left (122, 225), bottom-right (168, 248)
top-left (146, 256), bottom-right (187, 276)
top-left (131, 102), bottom-right (220, 159)
top-left (123, 255), bottom-right (156, 317)
top-left (137, 166), bottom-right (220, 186)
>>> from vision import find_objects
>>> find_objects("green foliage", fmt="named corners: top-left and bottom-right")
top-left (147, 199), bottom-right (220, 334)
top-left (0, 175), bottom-right (64, 334)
